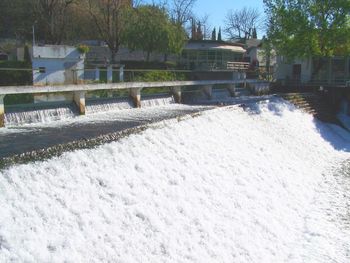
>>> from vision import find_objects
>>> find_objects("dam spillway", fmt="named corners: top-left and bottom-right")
top-left (0, 98), bottom-right (349, 262)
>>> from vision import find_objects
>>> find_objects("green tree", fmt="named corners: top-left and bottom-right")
top-left (218, 27), bottom-right (222, 41)
top-left (252, 27), bottom-right (257, 39)
top-left (33, 0), bottom-right (75, 44)
top-left (0, 0), bottom-right (35, 41)
top-left (224, 7), bottom-right (261, 41)
top-left (264, 0), bottom-right (350, 59)
top-left (122, 5), bottom-right (187, 61)
top-left (86, 0), bottom-right (129, 63)
top-left (211, 27), bottom-right (216, 41)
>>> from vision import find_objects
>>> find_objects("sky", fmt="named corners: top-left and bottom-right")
top-left (143, 0), bottom-right (266, 39)
top-left (194, 0), bottom-right (266, 36)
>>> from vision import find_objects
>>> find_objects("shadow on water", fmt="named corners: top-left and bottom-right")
top-left (241, 96), bottom-right (350, 153)
top-left (314, 121), bottom-right (350, 152)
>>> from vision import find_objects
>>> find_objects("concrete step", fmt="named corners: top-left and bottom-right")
top-left (279, 92), bottom-right (338, 123)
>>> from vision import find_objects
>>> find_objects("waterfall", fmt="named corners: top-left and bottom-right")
top-left (1, 100), bottom-right (349, 262)
top-left (141, 94), bottom-right (175, 108)
top-left (86, 98), bottom-right (133, 114)
top-left (4, 103), bottom-right (78, 126)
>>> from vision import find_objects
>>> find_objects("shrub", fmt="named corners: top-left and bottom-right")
top-left (76, 44), bottom-right (90, 54)
top-left (0, 61), bottom-right (32, 86)
top-left (134, 70), bottom-right (185, 82)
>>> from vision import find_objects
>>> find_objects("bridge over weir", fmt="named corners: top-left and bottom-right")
top-left (0, 79), bottom-right (272, 128)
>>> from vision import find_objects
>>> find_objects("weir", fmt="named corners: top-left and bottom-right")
top-left (0, 79), bottom-right (264, 127)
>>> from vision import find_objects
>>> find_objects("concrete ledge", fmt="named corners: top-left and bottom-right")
top-left (0, 80), bottom-right (250, 95)
top-left (73, 91), bottom-right (86, 115)
top-left (202, 85), bottom-right (213, 99)
top-left (130, 88), bottom-right (142, 108)
top-left (171, 87), bottom-right (182, 103)
top-left (226, 83), bottom-right (236, 97)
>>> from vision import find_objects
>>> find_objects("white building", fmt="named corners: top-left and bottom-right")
top-left (32, 45), bottom-right (85, 86)
top-left (275, 56), bottom-right (350, 85)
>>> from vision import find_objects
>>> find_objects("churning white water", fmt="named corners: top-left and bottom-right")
top-left (4, 104), bottom-right (77, 126)
top-left (86, 98), bottom-right (133, 114)
top-left (141, 94), bottom-right (175, 108)
top-left (0, 99), bottom-right (350, 262)
top-left (4, 95), bottom-right (175, 126)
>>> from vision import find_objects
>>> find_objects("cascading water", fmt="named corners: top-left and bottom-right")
top-left (4, 103), bottom-right (78, 126)
top-left (0, 99), bottom-right (349, 262)
top-left (3, 95), bottom-right (177, 127)
top-left (86, 97), bottom-right (133, 114)
top-left (141, 94), bottom-right (175, 108)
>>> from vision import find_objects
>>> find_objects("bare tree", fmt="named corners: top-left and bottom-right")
top-left (169, 0), bottom-right (197, 26)
top-left (34, 0), bottom-right (75, 44)
top-left (87, 0), bottom-right (129, 63)
top-left (191, 13), bottom-right (211, 40)
top-left (224, 7), bottom-right (261, 41)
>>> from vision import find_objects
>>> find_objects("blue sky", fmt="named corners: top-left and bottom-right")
top-left (143, 0), bottom-right (266, 39)
top-left (195, 0), bottom-right (265, 36)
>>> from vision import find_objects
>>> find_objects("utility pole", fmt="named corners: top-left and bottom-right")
top-left (32, 21), bottom-right (37, 46)
top-left (32, 25), bottom-right (35, 46)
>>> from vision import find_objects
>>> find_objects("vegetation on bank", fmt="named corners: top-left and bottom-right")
top-left (0, 0), bottom-right (190, 64)
top-left (264, 0), bottom-right (350, 78)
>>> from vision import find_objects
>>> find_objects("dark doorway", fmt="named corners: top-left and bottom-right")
top-left (292, 64), bottom-right (301, 81)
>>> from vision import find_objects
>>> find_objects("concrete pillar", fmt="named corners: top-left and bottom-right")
top-left (119, 65), bottom-right (124, 82)
top-left (232, 71), bottom-right (239, 80)
top-left (226, 84), bottom-right (236, 97)
top-left (95, 67), bottom-right (100, 82)
top-left (73, 91), bottom-right (86, 115)
top-left (107, 65), bottom-right (113, 83)
top-left (171, 87), bottom-right (182, 103)
top-left (130, 88), bottom-right (142, 108)
top-left (202, 85), bottom-right (213, 99)
top-left (0, 95), bottom-right (5, 128)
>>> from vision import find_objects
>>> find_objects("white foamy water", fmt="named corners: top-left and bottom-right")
top-left (0, 100), bottom-right (350, 262)
top-left (141, 95), bottom-right (175, 108)
top-left (4, 96), bottom-right (175, 127)
top-left (86, 98), bottom-right (133, 114)
top-left (4, 105), bottom-right (77, 126)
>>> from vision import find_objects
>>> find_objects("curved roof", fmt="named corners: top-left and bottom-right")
top-left (184, 41), bottom-right (246, 53)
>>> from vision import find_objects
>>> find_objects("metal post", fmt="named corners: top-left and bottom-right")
top-left (32, 25), bottom-right (35, 47)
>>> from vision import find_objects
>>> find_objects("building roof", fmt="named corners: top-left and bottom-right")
top-left (245, 39), bottom-right (262, 49)
top-left (184, 40), bottom-right (246, 53)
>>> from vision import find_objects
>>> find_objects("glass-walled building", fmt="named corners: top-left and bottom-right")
top-left (179, 40), bottom-right (246, 70)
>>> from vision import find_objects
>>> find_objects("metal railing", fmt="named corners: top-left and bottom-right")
top-left (0, 67), bottom-right (253, 86)
top-left (226, 62), bottom-right (250, 71)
